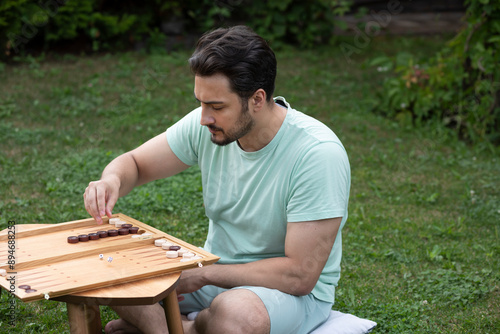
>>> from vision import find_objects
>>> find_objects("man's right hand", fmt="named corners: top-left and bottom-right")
top-left (82, 133), bottom-right (189, 224)
top-left (83, 176), bottom-right (120, 224)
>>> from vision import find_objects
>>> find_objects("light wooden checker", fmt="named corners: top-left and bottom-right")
top-left (0, 213), bottom-right (219, 302)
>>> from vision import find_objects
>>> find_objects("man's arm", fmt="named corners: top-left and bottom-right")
top-left (83, 133), bottom-right (190, 223)
top-left (178, 217), bottom-right (341, 296)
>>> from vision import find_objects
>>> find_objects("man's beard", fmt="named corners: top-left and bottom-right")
top-left (209, 104), bottom-right (255, 146)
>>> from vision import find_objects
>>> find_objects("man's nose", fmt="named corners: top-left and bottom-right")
top-left (200, 105), bottom-right (215, 126)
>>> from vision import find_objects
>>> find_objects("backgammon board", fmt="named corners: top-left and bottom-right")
top-left (0, 213), bottom-right (219, 302)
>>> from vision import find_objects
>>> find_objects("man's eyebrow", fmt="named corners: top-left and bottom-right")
top-left (193, 92), bottom-right (224, 105)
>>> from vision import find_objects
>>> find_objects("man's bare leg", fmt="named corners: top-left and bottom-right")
top-left (105, 289), bottom-right (270, 334)
top-left (105, 303), bottom-right (167, 334)
top-left (184, 289), bottom-right (270, 334)
top-left (105, 319), bottom-right (142, 334)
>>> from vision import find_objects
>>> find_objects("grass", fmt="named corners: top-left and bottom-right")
top-left (0, 34), bottom-right (499, 333)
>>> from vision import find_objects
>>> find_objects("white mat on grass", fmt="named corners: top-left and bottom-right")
top-left (310, 310), bottom-right (377, 334)
top-left (187, 310), bottom-right (377, 333)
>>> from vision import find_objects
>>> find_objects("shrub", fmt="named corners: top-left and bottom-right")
top-left (243, 0), bottom-right (352, 48)
top-left (1, 0), bottom-right (353, 61)
top-left (371, 0), bottom-right (500, 145)
top-left (1, 0), bottom-right (168, 58)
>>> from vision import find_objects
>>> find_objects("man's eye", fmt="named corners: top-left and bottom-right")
top-left (212, 106), bottom-right (223, 110)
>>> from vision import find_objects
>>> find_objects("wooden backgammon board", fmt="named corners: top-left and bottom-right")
top-left (0, 213), bottom-right (219, 302)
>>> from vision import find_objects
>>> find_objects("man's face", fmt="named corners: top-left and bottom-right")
top-left (194, 74), bottom-right (255, 146)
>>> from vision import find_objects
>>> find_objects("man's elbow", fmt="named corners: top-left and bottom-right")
top-left (293, 288), bottom-right (313, 296)
top-left (285, 275), bottom-right (318, 296)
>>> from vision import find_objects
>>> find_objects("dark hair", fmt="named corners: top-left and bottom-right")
top-left (189, 26), bottom-right (276, 103)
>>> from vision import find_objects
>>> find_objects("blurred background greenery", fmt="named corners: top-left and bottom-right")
top-left (1, 0), bottom-right (499, 333)
top-left (1, 0), bottom-right (499, 144)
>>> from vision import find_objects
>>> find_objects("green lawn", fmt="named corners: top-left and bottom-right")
top-left (0, 35), bottom-right (499, 333)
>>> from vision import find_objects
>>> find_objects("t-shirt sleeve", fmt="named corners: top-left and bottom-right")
top-left (165, 107), bottom-right (203, 166)
top-left (286, 141), bottom-right (350, 222)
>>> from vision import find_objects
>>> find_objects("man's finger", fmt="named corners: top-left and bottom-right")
top-left (85, 184), bottom-right (100, 223)
top-left (94, 184), bottom-right (106, 224)
top-left (105, 190), bottom-right (119, 218)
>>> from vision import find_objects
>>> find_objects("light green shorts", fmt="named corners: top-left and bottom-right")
top-left (178, 285), bottom-right (333, 334)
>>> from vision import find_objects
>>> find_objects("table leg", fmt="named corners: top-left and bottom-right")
top-left (163, 290), bottom-right (184, 334)
top-left (66, 302), bottom-right (102, 334)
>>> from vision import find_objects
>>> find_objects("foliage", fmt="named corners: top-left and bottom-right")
top-left (0, 0), bottom-right (354, 61)
top-left (371, 0), bottom-right (500, 145)
top-left (243, 0), bottom-right (352, 48)
top-left (1, 0), bottom-right (154, 57)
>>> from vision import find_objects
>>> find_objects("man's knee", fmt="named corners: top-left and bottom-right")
top-left (196, 289), bottom-right (270, 334)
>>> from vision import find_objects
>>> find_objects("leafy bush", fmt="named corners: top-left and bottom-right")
top-left (243, 0), bottom-right (352, 48)
top-left (371, 0), bottom-right (500, 145)
top-left (1, 0), bottom-right (353, 61)
top-left (1, 0), bottom-right (154, 57)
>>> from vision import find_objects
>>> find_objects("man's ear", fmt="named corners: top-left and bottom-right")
top-left (251, 89), bottom-right (267, 111)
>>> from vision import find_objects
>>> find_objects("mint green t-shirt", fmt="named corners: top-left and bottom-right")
top-left (166, 97), bottom-right (350, 303)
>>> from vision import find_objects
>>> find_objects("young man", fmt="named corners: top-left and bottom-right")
top-left (83, 25), bottom-right (350, 334)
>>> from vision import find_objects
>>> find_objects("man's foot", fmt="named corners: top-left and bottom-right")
top-left (104, 319), bottom-right (142, 334)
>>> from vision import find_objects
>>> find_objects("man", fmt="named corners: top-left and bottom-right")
top-left (83, 25), bottom-right (350, 334)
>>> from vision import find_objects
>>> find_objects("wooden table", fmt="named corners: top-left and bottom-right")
top-left (54, 271), bottom-right (184, 334)
top-left (0, 220), bottom-right (207, 334)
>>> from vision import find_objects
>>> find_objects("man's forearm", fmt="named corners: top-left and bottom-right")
top-left (182, 219), bottom-right (340, 297)
top-left (84, 133), bottom-right (190, 223)
top-left (199, 257), bottom-right (319, 296)
top-left (100, 152), bottom-right (140, 198)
